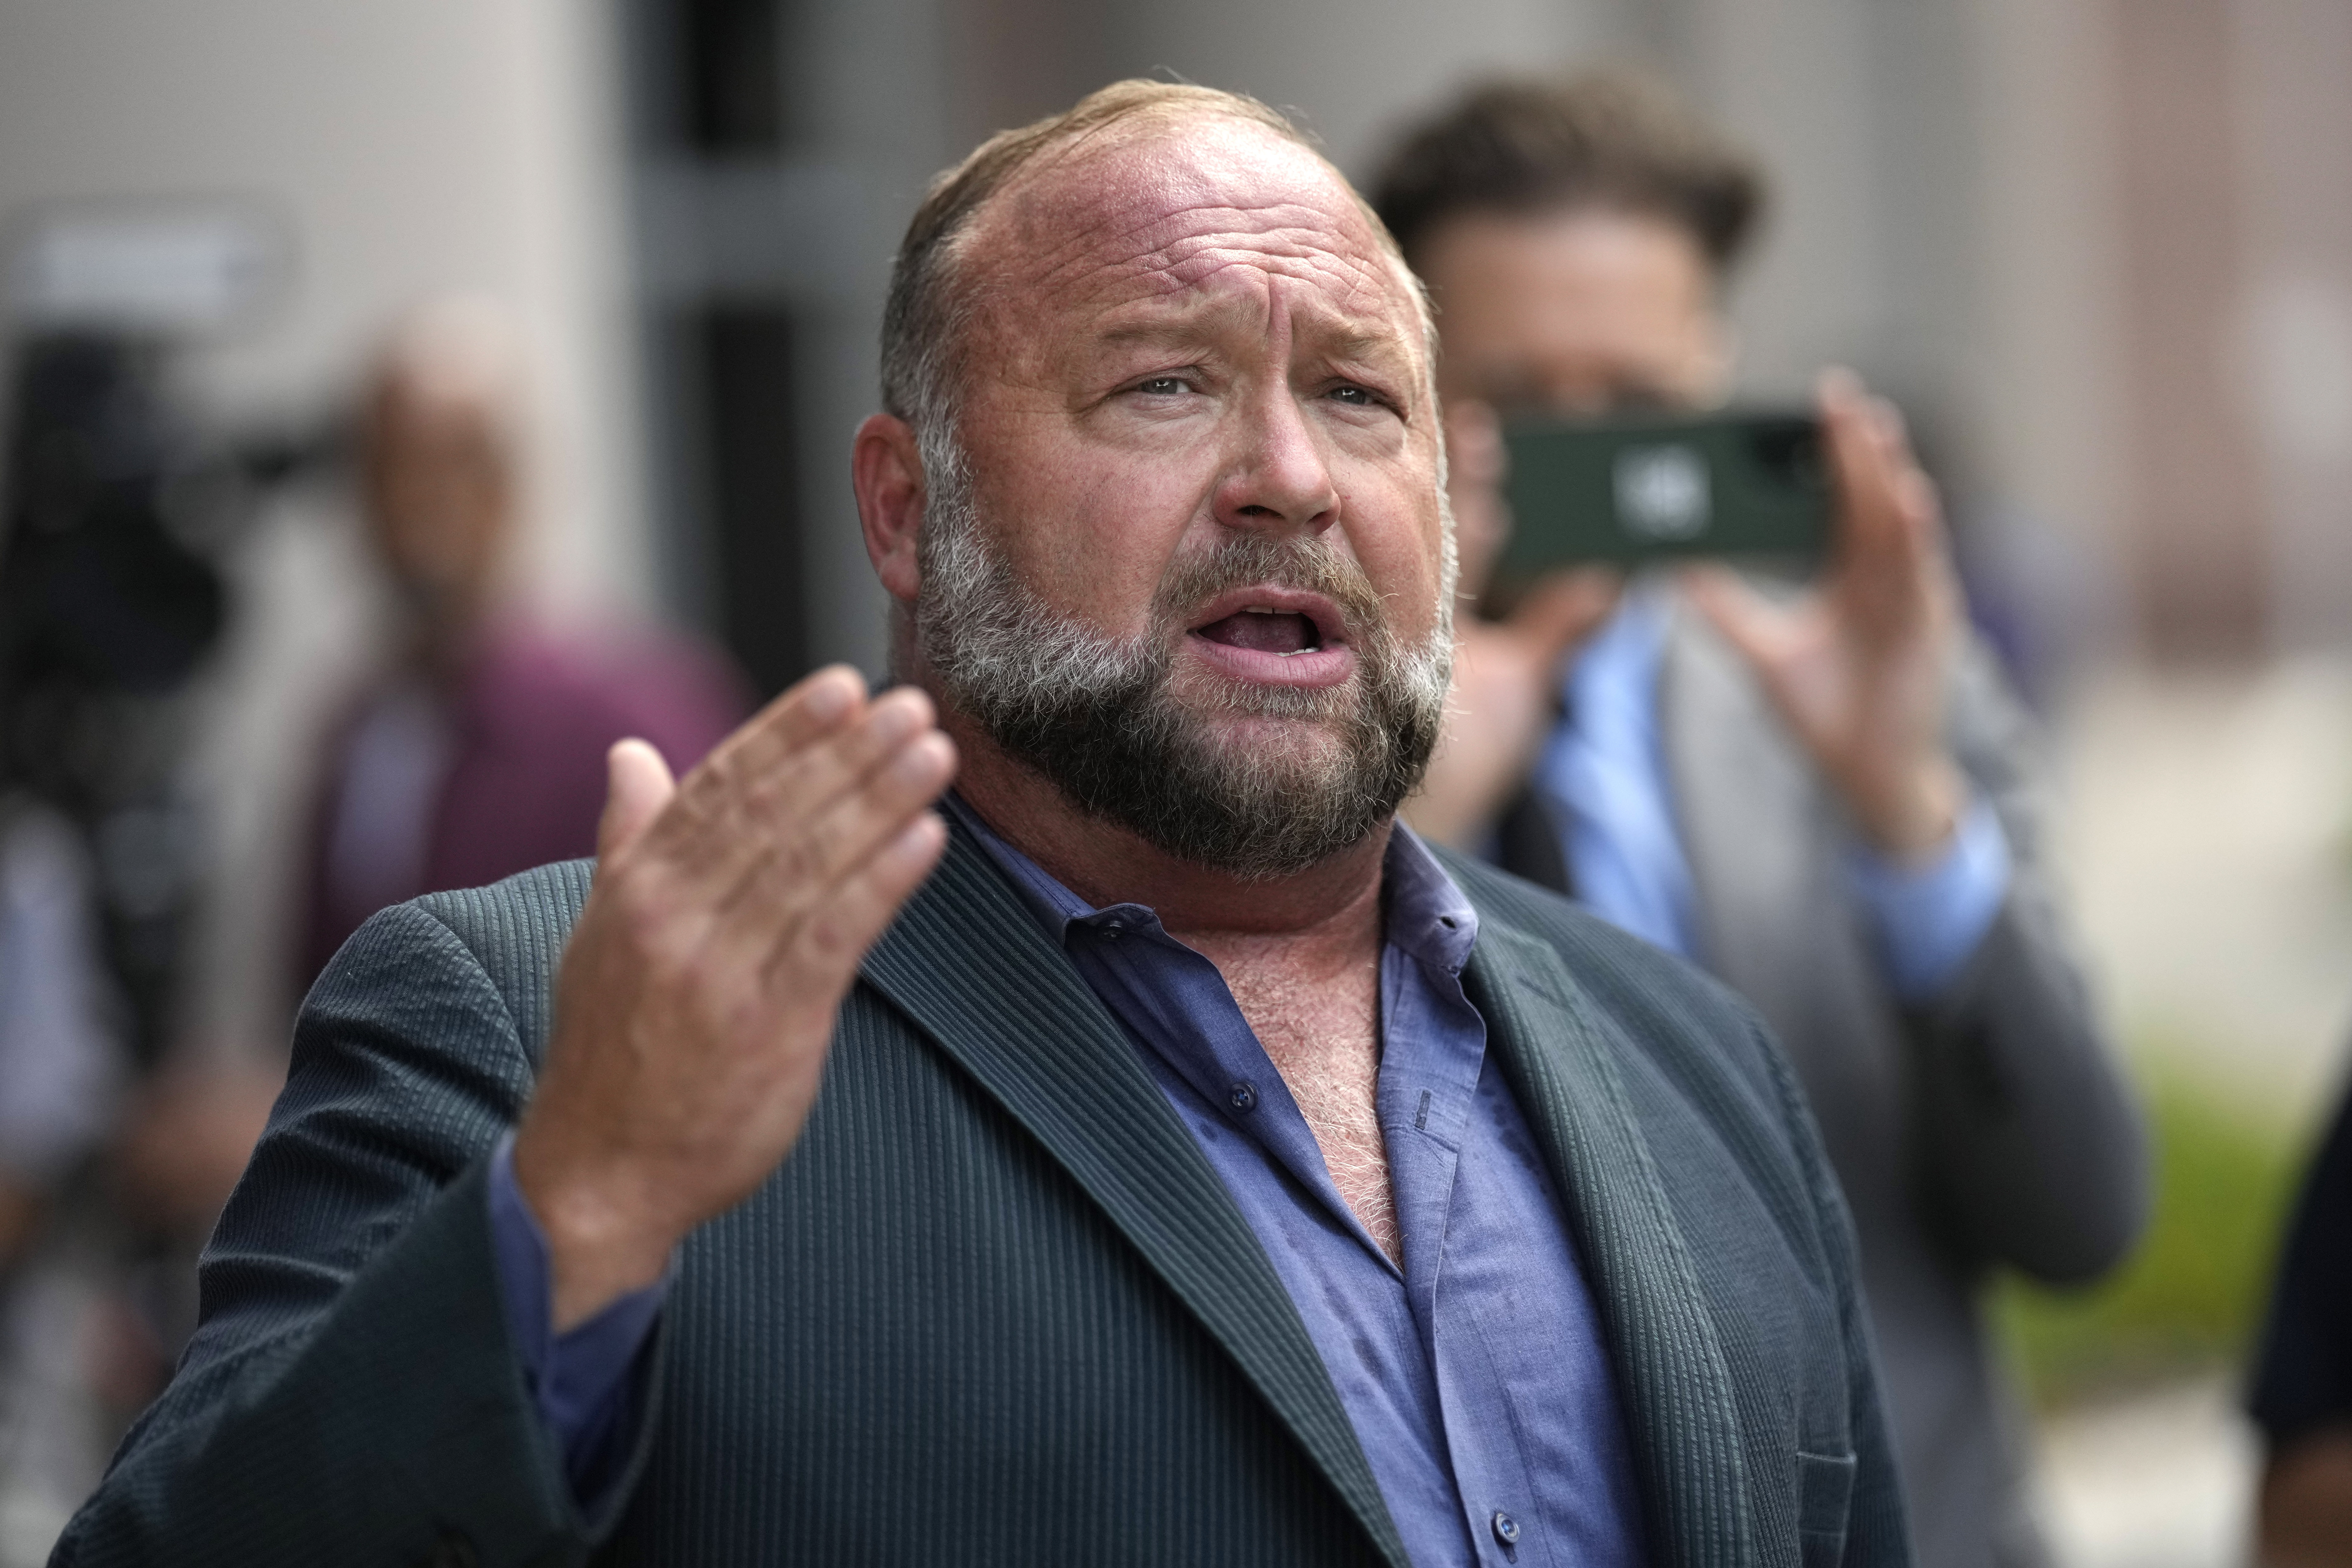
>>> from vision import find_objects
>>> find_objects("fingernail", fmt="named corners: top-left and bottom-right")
top-left (893, 732), bottom-right (952, 782)
top-left (805, 668), bottom-right (858, 722)
top-left (894, 811), bottom-right (945, 860)
top-left (871, 691), bottom-right (928, 742)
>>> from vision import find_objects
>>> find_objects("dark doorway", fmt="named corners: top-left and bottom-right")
top-left (695, 304), bottom-right (806, 698)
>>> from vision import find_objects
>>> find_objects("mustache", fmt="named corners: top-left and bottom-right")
top-left (1149, 534), bottom-right (1390, 646)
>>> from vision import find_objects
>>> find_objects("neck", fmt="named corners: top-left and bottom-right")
top-left (396, 592), bottom-right (497, 684)
top-left (946, 712), bottom-right (1391, 951)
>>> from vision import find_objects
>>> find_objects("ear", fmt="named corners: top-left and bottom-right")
top-left (854, 413), bottom-right (927, 605)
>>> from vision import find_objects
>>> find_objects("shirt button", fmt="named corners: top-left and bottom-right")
top-left (1491, 1511), bottom-right (1521, 1547)
top-left (1101, 919), bottom-right (1124, 939)
top-left (1227, 1081), bottom-right (1258, 1113)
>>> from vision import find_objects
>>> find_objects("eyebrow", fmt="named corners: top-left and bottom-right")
top-left (1093, 312), bottom-right (1417, 374)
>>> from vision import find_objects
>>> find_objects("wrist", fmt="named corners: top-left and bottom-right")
top-left (512, 1126), bottom-right (678, 1332)
top-left (1846, 754), bottom-right (1967, 864)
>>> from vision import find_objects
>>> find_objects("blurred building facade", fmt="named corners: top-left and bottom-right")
top-left (602, 0), bottom-right (2352, 686)
top-left (4, 3), bottom-right (2351, 1562)
top-left (1, 0), bottom-right (2346, 1110)
top-left (9, 0), bottom-right (2350, 710)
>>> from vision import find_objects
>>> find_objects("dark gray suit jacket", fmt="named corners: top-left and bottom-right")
top-left (1498, 610), bottom-right (2146, 1568)
top-left (58, 825), bottom-right (1908, 1568)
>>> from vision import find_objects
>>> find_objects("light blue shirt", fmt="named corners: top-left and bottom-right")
top-left (1529, 586), bottom-right (2010, 1002)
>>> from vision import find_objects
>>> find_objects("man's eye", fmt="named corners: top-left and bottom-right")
top-left (1134, 376), bottom-right (1189, 396)
top-left (1327, 385), bottom-right (1382, 408)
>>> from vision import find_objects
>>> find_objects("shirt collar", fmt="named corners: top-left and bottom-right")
top-left (943, 790), bottom-right (1479, 973)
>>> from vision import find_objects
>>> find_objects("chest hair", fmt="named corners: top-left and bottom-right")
top-left (1219, 955), bottom-right (1398, 1264)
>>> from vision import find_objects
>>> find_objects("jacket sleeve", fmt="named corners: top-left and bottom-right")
top-left (53, 899), bottom-right (649, 1567)
top-left (1905, 642), bottom-right (2150, 1285)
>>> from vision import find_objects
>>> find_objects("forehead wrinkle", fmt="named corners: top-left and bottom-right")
top-left (1013, 202), bottom-right (1415, 346)
top-left (994, 189), bottom-right (1382, 310)
top-left (1088, 278), bottom-right (1409, 362)
top-left (1086, 218), bottom-right (1398, 306)
top-left (958, 122), bottom-right (1430, 394)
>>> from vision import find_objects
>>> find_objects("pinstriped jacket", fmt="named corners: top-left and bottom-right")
top-left (56, 823), bottom-right (1908, 1568)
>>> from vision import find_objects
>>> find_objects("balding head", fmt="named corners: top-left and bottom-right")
top-left (360, 294), bottom-right (526, 645)
top-left (880, 80), bottom-right (1426, 452)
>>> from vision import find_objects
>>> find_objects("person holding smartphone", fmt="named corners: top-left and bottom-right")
top-left (1372, 72), bottom-right (2146, 1568)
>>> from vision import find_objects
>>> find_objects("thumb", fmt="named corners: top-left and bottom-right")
top-left (598, 738), bottom-right (677, 861)
top-left (1508, 567), bottom-right (1622, 663)
top-left (1680, 563), bottom-right (1797, 672)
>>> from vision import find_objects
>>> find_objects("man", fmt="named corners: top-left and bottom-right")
top-left (2249, 1077), bottom-right (2352, 1567)
top-left (296, 296), bottom-right (744, 993)
top-left (1372, 73), bottom-right (2146, 1568)
top-left (61, 83), bottom-right (1902, 1567)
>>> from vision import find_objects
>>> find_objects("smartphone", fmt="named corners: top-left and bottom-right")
top-left (1493, 409), bottom-right (1831, 581)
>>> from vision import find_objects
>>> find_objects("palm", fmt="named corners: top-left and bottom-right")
top-left (1685, 374), bottom-right (1964, 858)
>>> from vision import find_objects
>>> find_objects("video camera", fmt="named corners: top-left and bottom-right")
top-left (0, 206), bottom-right (328, 1064)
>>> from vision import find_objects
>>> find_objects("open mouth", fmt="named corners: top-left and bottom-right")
top-left (1191, 607), bottom-right (1326, 657)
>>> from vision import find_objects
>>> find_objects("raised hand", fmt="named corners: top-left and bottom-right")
top-left (1682, 370), bottom-right (1966, 860)
top-left (1407, 571), bottom-right (1619, 846)
top-left (513, 666), bottom-right (956, 1328)
top-left (1404, 398), bottom-right (1621, 847)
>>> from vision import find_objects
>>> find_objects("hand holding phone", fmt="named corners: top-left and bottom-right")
top-left (1492, 408), bottom-right (1831, 585)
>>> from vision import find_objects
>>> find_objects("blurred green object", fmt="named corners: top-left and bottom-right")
top-left (1997, 1066), bottom-right (2305, 1407)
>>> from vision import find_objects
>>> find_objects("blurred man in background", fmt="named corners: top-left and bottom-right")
top-left (1372, 72), bottom-right (2147, 1568)
top-left (292, 297), bottom-right (745, 996)
top-left (2250, 1076), bottom-right (2352, 1568)
top-left (0, 800), bottom-right (123, 1554)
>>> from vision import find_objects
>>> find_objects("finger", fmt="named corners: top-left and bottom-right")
top-left (1445, 399), bottom-right (1509, 604)
top-left (765, 809), bottom-right (951, 1006)
top-left (716, 685), bottom-right (944, 857)
top-left (1850, 396), bottom-right (1948, 588)
top-left (688, 664), bottom-right (869, 797)
top-left (715, 726), bottom-right (958, 942)
top-left (1681, 563), bottom-right (1801, 674)
top-left (598, 739), bottom-right (678, 861)
top-left (1818, 375), bottom-right (1895, 544)
top-left (1444, 398), bottom-right (1504, 484)
top-left (656, 684), bottom-right (936, 885)
top-left (1507, 567), bottom-right (1623, 662)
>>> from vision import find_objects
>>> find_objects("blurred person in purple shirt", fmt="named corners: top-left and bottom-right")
top-left (293, 299), bottom-right (745, 994)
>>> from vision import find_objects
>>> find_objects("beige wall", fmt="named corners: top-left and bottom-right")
top-left (0, 0), bottom-right (643, 615)
top-left (0, 1), bottom-right (642, 1060)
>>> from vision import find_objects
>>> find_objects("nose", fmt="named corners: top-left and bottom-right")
top-left (1212, 384), bottom-right (1339, 537)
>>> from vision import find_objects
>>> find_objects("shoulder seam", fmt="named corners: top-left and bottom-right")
top-left (397, 898), bottom-right (529, 1059)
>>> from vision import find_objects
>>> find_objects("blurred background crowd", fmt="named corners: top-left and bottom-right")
top-left (3, 2), bottom-right (2351, 1565)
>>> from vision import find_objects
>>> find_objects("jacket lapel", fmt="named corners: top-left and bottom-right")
top-left (858, 825), bottom-right (1410, 1568)
top-left (1463, 916), bottom-right (1755, 1568)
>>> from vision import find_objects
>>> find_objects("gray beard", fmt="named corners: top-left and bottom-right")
top-left (913, 441), bottom-right (1454, 880)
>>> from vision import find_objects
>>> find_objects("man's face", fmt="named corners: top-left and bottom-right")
top-left (913, 119), bottom-right (1454, 875)
top-left (361, 375), bottom-right (513, 628)
top-left (1415, 206), bottom-right (1728, 417)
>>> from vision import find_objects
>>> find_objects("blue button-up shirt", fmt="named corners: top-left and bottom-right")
top-left (490, 801), bottom-right (1648, 1567)
top-left (958, 798), bottom-right (1644, 1568)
